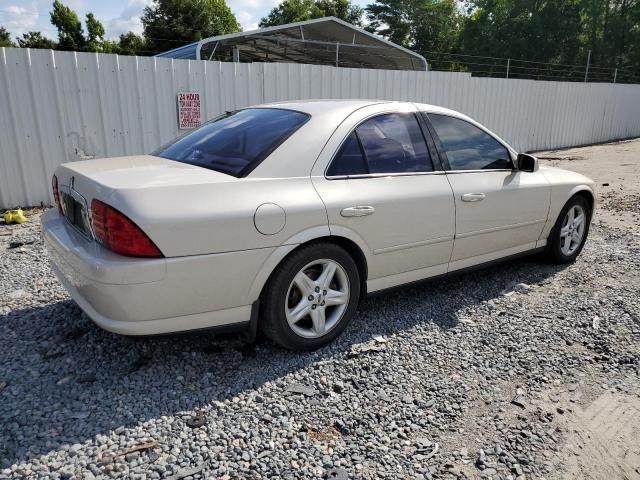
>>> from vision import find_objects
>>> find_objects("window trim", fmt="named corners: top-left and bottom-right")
top-left (153, 107), bottom-right (311, 178)
top-left (324, 111), bottom-right (438, 180)
top-left (422, 112), bottom-right (516, 173)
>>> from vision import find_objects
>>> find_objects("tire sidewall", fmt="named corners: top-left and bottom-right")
top-left (262, 243), bottom-right (360, 351)
top-left (549, 195), bottom-right (592, 263)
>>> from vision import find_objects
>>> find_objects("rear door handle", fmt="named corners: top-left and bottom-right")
top-left (341, 206), bottom-right (375, 217)
top-left (461, 193), bottom-right (486, 202)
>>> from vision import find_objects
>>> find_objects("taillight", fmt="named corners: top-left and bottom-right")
top-left (90, 199), bottom-right (163, 258)
top-left (52, 175), bottom-right (62, 212)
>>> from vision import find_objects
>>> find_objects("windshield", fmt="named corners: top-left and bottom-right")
top-left (154, 108), bottom-right (310, 177)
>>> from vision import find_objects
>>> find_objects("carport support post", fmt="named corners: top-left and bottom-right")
top-left (335, 42), bottom-right (340, 67)
top-left (506, 58), bottom-right (510, 79)
top-left (232, 46), bottom-right (240, 63)
top-left (613, 68), bottom-right (618, 83)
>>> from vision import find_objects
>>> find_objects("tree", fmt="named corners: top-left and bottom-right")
top-left (50, 0), bottom-right (85, 51)
top-left (117, 32), bottom-right (148, 56)
top-left (85, 13), bottom-right (105, 52)
top-left (0, 26), bottom-right (14, 47)
top-left (460, 0), bottom-right (583, 67)
top-left (260, 0), bottom-right (364, 27)
top-left (366, 0), bottom-right (460, 52)
top-left (142, 0), bottom-right (241, 55)
top-left (365, 0), bottom-right (412, 46)
top-left (16, 32), bottom-right (57, 49)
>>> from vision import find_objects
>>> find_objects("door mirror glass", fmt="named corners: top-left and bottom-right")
top-left (517, 153), bottom-right (538, 172)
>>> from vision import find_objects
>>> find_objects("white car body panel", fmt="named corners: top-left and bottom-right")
top-left (42, 100), bottom-right (596, 336)
top-left (310, 102), bottom-right (455, 291)
top-left (446, 170), bottom-right (550, 268)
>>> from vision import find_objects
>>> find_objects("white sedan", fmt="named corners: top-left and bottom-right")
top-left (42, 100), bottom-right (595, 350)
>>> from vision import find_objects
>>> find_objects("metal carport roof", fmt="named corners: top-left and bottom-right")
top-left (156, 17), bottom-right (427, 71)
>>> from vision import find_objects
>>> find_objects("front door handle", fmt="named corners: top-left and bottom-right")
top-left (461, 193), bottom-right (486, 202)
top-left (341, 206), bottom-right (375, 217)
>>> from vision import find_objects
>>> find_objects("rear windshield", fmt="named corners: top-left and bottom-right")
top-left (154, 108), bottom-right (310, 177)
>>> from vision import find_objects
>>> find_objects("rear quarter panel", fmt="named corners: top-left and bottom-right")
top-left (111, 176), bottom-right (329, 257)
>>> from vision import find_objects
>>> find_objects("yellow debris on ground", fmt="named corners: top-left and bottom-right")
top-left (3, 209), bottom-right (27, 224)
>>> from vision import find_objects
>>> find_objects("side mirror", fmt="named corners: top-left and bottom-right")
top-left (517, 153), bottom-right (538, 172)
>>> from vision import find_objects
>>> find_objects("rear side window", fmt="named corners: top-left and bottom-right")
top-left (428, 113), bottom-right (511, 171)
top-left (326, 132), bottom-right (368, 177)
top-left (327, 113), bottom-right (433, 177)
top-left (155, 108), bottom-right (309, 177)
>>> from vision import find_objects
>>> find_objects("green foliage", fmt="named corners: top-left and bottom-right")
top-left (0, 26), bottom-right (14, 47)
top-left (364, 0), bottom-right (640, 80)
top-left (366, 0), bottom-right (461, 54)
top-left (260, 0), bottom-right (364, 27)
top-left (117, 32), bottom-right (148, 56)
top-left (85, 13), bottom-right (105, 52)
top-left (50, 0), bottom-right (85, 51)
top-left (16, 32), bottom-right (58, 49)
top-left (365, 0), bottom-right (412, 46)
top-left (460, 0), bottom-right (583, 65)
top-left (142, 0), bottom-right (241, 54)
top-left (101, 39), bottom-right (120, 54)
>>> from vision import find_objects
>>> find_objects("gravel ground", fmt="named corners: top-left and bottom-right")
top-left (1, 142), bottom-right (640, 479)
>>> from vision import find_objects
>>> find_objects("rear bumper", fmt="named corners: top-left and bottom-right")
top-left (41, 210), bottom-right (259, 335)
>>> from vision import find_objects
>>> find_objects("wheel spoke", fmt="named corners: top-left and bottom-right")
top-left (293, 271), bottom-right (315, 294)
top-left (560, 225), bottom-right (571, 238)
top-left (287, 299), bottom-right (311, 325)
top-left (310, 307), bottom-right (326, 334)
top-left (567, 207), bottom-right (575, 223)
top-left (574, 214), bottom-right (584, 229)
top-left (325, 288), bottom-right (348, 306)
top-left (318, 262), bottom-right (337, 290)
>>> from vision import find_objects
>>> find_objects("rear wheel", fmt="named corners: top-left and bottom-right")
top-left (260, 243), bottom-right (360, 351)
top-left (547, 195), bottom-right (591, 263)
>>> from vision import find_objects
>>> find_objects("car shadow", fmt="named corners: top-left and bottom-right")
top-left (0, 254), bottom-right (568, 468)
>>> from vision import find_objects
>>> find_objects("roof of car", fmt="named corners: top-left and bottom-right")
top-left (257, 99), bottom-right (465, 118)
top-left (257, 99), bottom-right (389, 115)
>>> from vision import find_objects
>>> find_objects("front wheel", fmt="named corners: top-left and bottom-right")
top-left (547, 195), bottom-right (591, 263)
top-left (260, 243), bottom-right (360, 351)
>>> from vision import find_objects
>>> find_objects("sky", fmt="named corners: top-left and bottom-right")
top-left (0, 0), bottom-right (369, 41)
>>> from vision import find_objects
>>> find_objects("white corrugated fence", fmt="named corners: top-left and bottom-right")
top-left (1, 47), bottom-right (640, 208)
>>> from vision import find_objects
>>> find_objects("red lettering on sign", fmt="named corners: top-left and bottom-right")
top-left (177, 92), bottom-right (201, 129)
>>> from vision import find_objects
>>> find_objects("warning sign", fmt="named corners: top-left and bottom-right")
top-left (177, 92), bottom-right (201, 129)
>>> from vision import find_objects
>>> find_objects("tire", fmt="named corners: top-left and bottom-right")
top-left (546, 195), bottom-right (592, 264)
top-left (260, 242), bottom-right (360, 351)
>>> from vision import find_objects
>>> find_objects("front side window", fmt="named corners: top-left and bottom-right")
top-left (327, 113), bottom-right (433, 176)
top-left (155, 108), bottom-right (309, 177)
top-left (428, 114), bottom-right (511, 171)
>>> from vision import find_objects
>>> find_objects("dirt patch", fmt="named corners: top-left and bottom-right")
top-left (560, 393), bottom-right (640, 479)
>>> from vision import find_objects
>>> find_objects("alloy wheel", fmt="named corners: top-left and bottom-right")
top-left (559, 204), bottom-right (586, 256)
top-left (284, 259), bottom-right (350, 338)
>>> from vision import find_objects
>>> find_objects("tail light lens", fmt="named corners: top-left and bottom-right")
top-left (52, 175), bottom-right (62, 212)
top-left (90, 199), bottom-right (163, 258)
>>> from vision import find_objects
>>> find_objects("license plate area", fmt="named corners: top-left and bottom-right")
top-left (60, 186), bottom-right (94, 240)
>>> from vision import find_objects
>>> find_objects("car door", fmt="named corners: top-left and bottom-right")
top-left (311, 104), bottom-right (456, 293)
top-left (423, 112), bottom-right (551, 270)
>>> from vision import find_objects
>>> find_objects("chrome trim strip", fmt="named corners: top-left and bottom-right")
top-left (326, 171), bottom-right (446, 180)
top-left (455, 219), bottom-right (547, 239)
top-left (444, 169), bottom-right (514, 174)
top-left (373, 235), bottom-right (453, 255)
